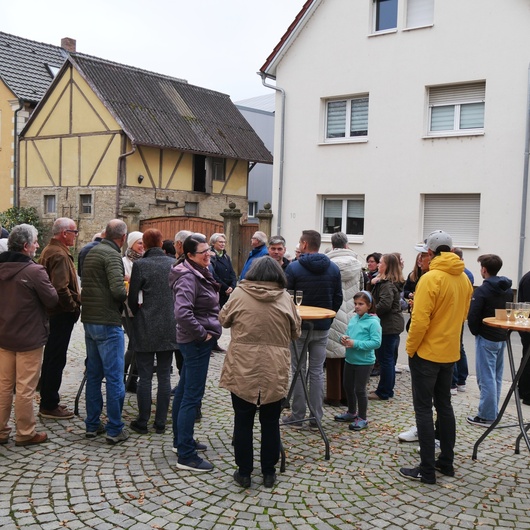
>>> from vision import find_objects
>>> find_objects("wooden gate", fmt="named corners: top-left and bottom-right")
top-left (238, 223), bottom-right (260, 273)
top-left (139, 216), bottom-right (223, 241)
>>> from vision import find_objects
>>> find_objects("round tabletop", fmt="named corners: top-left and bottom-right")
top-left (483, 316), bottom-right (530, 332)
top-left (298, 305), bottom-right (336, 320)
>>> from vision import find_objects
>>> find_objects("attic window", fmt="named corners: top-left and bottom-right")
top-left (47, 64), bottom-right (60, 77)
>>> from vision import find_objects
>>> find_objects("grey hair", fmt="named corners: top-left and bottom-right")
top-left (245, 256), bottom-right (287, 288)
top-left (209, 233), bottom-right (226, 245)
top-left (331, 232), bottom-right (348, 249)
top-left (175, 230), bottom-right (193, 243)
top-left (8, 224), bottom-right (38, 252)
top-left (269, 235), bottom-right (286, 246)
top-left (52, 217), bottom-right (74, 235)
top-left (105, 219), bottom-right (127, 240)
top-left (253, 231), bottom-right (268, 245)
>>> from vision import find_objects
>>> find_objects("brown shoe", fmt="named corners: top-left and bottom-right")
top-left (39, 406), bottom-right (74, 419)
top-left (368, 391), bottom-right (382, 400)
top-left (15, 432), bottom-right (48, 446)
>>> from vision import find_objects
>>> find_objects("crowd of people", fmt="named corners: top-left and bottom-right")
top-left (0, 219), bottom-right (527, 487)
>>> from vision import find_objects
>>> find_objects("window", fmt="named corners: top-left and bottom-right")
top-left (212, 158), bottom-right (225, 182)
top-left (326, 96), bottom-right (369, 141)
top-left (80, 194), bottom-right (92, 215)
top-left (374, 0), bottom-right (398, 31)
top-left (406, 0), bottom-right (434, 28)
top-left (423, 194), bottom-right (480, 247)
top-left (248, 201), bottom-right (258, 218)
top-left (44, 195), bottom-right (56, 215)
top-left (184, 201), bottom-right (198, 216)
top-left (322, 197), bottom-right (365, 238)
top-left (428, 82), bottom-right (485, 135)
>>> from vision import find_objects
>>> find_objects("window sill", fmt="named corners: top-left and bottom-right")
top-left (368, 29), bottom-right (397, 38)
top-left (319, 137), bottom-right (368, 146)
top-left (423, 130), bottom-right (484, 139)
top-left (322, 235), bottom-right (364, 244)
top-left (402, 24), bottom-right (434, 32)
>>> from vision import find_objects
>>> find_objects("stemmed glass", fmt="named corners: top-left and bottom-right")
top-left (295, 290), bottom-right (303, 306)
top-left (522, 303), bottom-right (530, 325)
top-left (506, 302), bottom-right (514, 322)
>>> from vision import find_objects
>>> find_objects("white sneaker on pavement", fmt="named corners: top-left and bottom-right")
top-left (457, 384), bottom-right (466, 392)
top-left (398, 426), bottom-right (418, 442)
top-left (416, 439), bottom-right (441, 452)
top-left (450, 387), bottom-right (458, 395)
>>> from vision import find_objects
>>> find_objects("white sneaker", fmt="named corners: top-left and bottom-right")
top-left (450, 387), bottom-right (457, 395)
top-left (398, 426), bottom-right (418, 442)
top-left (416, 439), bottom-right (441, 452)
top-left (457, 384), bottom-right (466, 392)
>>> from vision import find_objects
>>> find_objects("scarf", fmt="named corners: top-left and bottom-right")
top-left (126, 247), bottom-right (143, 262)
top-left (186, 257), bottom-right (221, 293)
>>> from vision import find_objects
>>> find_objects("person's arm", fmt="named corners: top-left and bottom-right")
top-left (34, 266), bottom-right (60, 309)
top-left (467, 290), bottom-right (483, 336)
top-left (332, 270), bottom-right (343, 313)
top-left (128, 261), bottom-right (142, 315)
top-left (352, 319), bottom-right (382, 351)
top-left (174, 274), bottom-right (207, 341)
top-left (406, 277), bottom-right (436, 355)
top-left (375, 282), bottom-right (393, 316)
top-left (46, 253), bottom-right (78, 312)
top-left (106, 254), bottom-right (127, 303)
top-left (219, 290), bottom-right (238, 328)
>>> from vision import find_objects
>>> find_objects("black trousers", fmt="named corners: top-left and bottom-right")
top-left (409, 354), bottom-right (455, 481)
top-left (231, 393), bottom-right (282, 477)
top-left (519, 333), bottom-right (530, 402)
top-left (40, 312), bottom-right (78, 410)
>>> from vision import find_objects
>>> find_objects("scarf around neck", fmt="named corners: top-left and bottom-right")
top-left (185, 257), bottom-right (221, 293)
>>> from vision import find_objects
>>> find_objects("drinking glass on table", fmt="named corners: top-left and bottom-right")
top-left (523, 303), bottom-right (530, 325)
top-left (295, 290), bottom-right (303, 306)
top-left (506, 302), bottom-right (514, 321)
top-left (514, 303), bottom-right (524, 323)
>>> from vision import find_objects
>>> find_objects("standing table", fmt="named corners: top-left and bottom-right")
top-left (282, 305), bottom-right (336, 461)
top-left (472, 316), bottom-right (530, 459)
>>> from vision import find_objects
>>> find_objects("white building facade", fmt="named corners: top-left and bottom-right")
top-left (261, 0), bottom-right (530, 284)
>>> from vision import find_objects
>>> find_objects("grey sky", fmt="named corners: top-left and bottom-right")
top-left (3, 0), bottom-right (302, 101)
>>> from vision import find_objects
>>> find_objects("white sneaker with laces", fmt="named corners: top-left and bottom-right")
top-left (398, 426), bottom-right (418, 442)
top-left (457, 384), bottom-right (466, 392)
top-left (417, 439), bottom-right (441, 452)
top-left (450, 387), bottom-right (457, 395)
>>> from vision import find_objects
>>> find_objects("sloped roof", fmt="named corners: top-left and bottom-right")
top-left (68, 54), bottom-right (272, 164)
top-left (0, 32), bottom-right (67, 103)
top-left (235, 94), bottom-right (275, 114)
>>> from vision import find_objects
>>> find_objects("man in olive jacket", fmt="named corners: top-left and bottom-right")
top-left (81, 219), bottom-right (128, 444)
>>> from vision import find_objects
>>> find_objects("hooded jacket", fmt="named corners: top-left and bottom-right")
top-left (0, 251), bottom-right (59, 351)
top-left (169, 260), bottom-right (221, 344)
top-left (285, 252), bottom-right (342, 331)
top-left (371, 279), bottom-right (405, 335)
top-left (325, 248), bottom-right (363, 358)
top-left (468, 275), bottom-right (513, 341)
top-left (219, 280), bottom-right (301, 405)
top-left (406, 252), bottom-right (473, 363)
top-left (239, 244), bottom-right (268, 280)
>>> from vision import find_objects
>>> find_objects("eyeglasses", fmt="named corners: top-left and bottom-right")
top-left (65, 229), bottom-right (79, 235)
top-left (194, 249), bottom-right (211, 255)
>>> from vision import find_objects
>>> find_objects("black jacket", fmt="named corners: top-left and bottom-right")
top-left (210, 249), bottom-right (237, 306)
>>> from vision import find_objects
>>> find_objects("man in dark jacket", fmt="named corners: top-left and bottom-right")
top-left (518, 271), bottom-right (530, 405)
top-left (81, 219), bottom-right (128, 444)
top-left (283, 229), bottom-right (342, 428)
top-left (38, 217), bottom-right (81, 419)
top-left (467, 254), bottom-right (513, 427)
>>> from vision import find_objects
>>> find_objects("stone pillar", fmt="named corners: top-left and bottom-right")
top-left (121, 202), bottom-right (142, 233)
top-left (256, 203), bottom-right (273, 238)
top-left (220, 202), bottom-right (243, 275)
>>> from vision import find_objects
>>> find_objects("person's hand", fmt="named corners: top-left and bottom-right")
top-left (226, 287), bottom-right (233, 295)
top-left (340, 335), bottom-right (353, 348)
top-left (205, 333), bottom-right (212, 342)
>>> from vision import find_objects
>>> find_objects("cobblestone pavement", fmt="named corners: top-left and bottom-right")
top-left (1, 322), bottom-right (530, 530)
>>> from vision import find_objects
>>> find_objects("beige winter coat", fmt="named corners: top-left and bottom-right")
top-left (219, 280), bottom-right (301, 405)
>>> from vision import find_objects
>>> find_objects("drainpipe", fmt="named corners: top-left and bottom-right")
top-left (116, 137), bottom-right (136, 218)
top-left (260, 72), bottom-right (285, 236)
top-left (13, 99), bottom-right (24, 207)
top-left (518, 63), bottom-right (530, 283)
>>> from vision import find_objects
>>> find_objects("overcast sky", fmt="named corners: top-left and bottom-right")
top-left (3, 0), bottom-right (303, 102)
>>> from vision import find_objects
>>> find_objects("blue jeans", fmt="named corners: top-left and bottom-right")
top-left (375, 334), bottom-right (399, 399)
top-left (452, 326), bottom-right (468, 387)
top-left (84, 324), bottom-right (125, 437)
top-left (290, 329), bottom-right (329, 423)
top-left (172, 338), bottom-right (213, 460)
top-left (409, 354), bottom-right (455, 481)
top-left (475, 336), bottom-right (505, 421)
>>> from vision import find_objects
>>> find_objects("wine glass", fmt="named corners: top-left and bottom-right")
top-left (514, 303), bottom-right (524, 324)
top-left (506, 302), bottom-right (514, 321)
top-left (523, 303), bottom-right (530, 325)
top-left (295, 290), bottom-right (303, 306)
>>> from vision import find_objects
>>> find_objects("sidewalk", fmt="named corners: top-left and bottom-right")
top-left (1, 322), bottom-right (530, 529)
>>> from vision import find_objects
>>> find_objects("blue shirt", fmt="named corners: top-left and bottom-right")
top-left (345, 313), bottom-right (382, 365)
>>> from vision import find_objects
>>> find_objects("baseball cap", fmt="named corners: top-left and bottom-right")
top-left (415, 230), bottom-right (453, 253)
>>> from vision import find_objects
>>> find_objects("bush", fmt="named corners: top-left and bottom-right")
top-left (0, 206), bottom-right (49, 247)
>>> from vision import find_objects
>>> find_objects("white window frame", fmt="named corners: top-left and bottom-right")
top-left (44, 194), bottom-right (57, 215)
top-left (323, 95), bottom-right (369, 144)
top-left (405, 0), bottom-right (434, 29)
top-left (79, 193), bottom-right (93, 217)
top-left (372, 0), bottom-right (398, 33)
top-left (427, 82), bottom-right (486, 138)
top-left (422, 193), bottom-right (480, 248)
top-left (248, 201), bottom-right (258, 218)
top-left (321, 196), bottom-right (365, 243)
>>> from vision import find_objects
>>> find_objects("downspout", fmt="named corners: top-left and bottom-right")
top-left (13, 99), bottom-right (24, 207)
top-left (260, 72), bottom-right (285, 236)
top-left (518, 63), bottom-right (530, 283)
top-left (116, 137), bottom-right (136, 218)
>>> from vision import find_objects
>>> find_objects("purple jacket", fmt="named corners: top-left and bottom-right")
top-left (169, 260), bottom-right (221, 344)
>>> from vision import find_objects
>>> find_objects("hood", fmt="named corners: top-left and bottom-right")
top-left (429, 252), bottom-right (465, 276)
top-left (326, 248), bottom-right (362, 281)
top-left (0, 252), bottom-right (33, 280)
top-left (298, 252), bottom-right (332, 274)
top-left (238, 280), bottom-right (286, 302)
top-left (168, 259), bottom-right (204, 287)
top-left (483, 275), bottom-right (513, 294)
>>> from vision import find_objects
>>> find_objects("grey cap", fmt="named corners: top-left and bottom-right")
top-left (416, 230), bottom-right (453, 253)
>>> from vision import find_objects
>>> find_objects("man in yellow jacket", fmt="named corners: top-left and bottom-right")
top-left (400, 230), bottom-right (473, 484)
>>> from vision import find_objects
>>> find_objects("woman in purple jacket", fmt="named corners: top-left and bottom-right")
top-left (169, 234), bottom-right (221, 473)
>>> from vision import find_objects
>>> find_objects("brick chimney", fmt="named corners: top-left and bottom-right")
top-left (61, 37), bottom-right (76, 53)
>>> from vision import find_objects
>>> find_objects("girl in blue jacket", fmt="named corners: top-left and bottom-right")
top-left (334, 291), bottom-right (382, 430)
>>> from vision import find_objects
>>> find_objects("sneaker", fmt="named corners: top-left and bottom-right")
top-left (457, 384), bottom-right (466, 393)
top-left (398, 426), bottom-right (418, 442)
top-left (282, 415), bottom-right (304, 429)
top-left (399, 466), bottom-right (436, 484)
top-left (39, 406), bottom-right (74, 419)
top-left (153, 424), bottom-right (166, 434)
top-left (349, 418), bottom-right (368, 431)
top-left (233, 470), bottom-right (251, 488)
top-left (130, 420), bottom-right (148, 435)
top-left (434, 460), bottom-right (455, 477)
top-left (334, 411), bottom-right (357, 423)
top-left (450, 387), bottom-right (458, 395)
top-left (172, 440), bottom-right (208, 454)
top-left (263, 473), bottom-right (276, 488)
top-left (416, 439), bottom-right (440, 452)
top-left (85, 423), bottom-right (106, 438)
top-left (106, 428), bottom-right (130, 445)
top-left (177, 456), bottom-right (214, 472)
top-left (466, 416), bottom-right (493, 427)
top-left (15, 432), bottom-right (48, 446)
